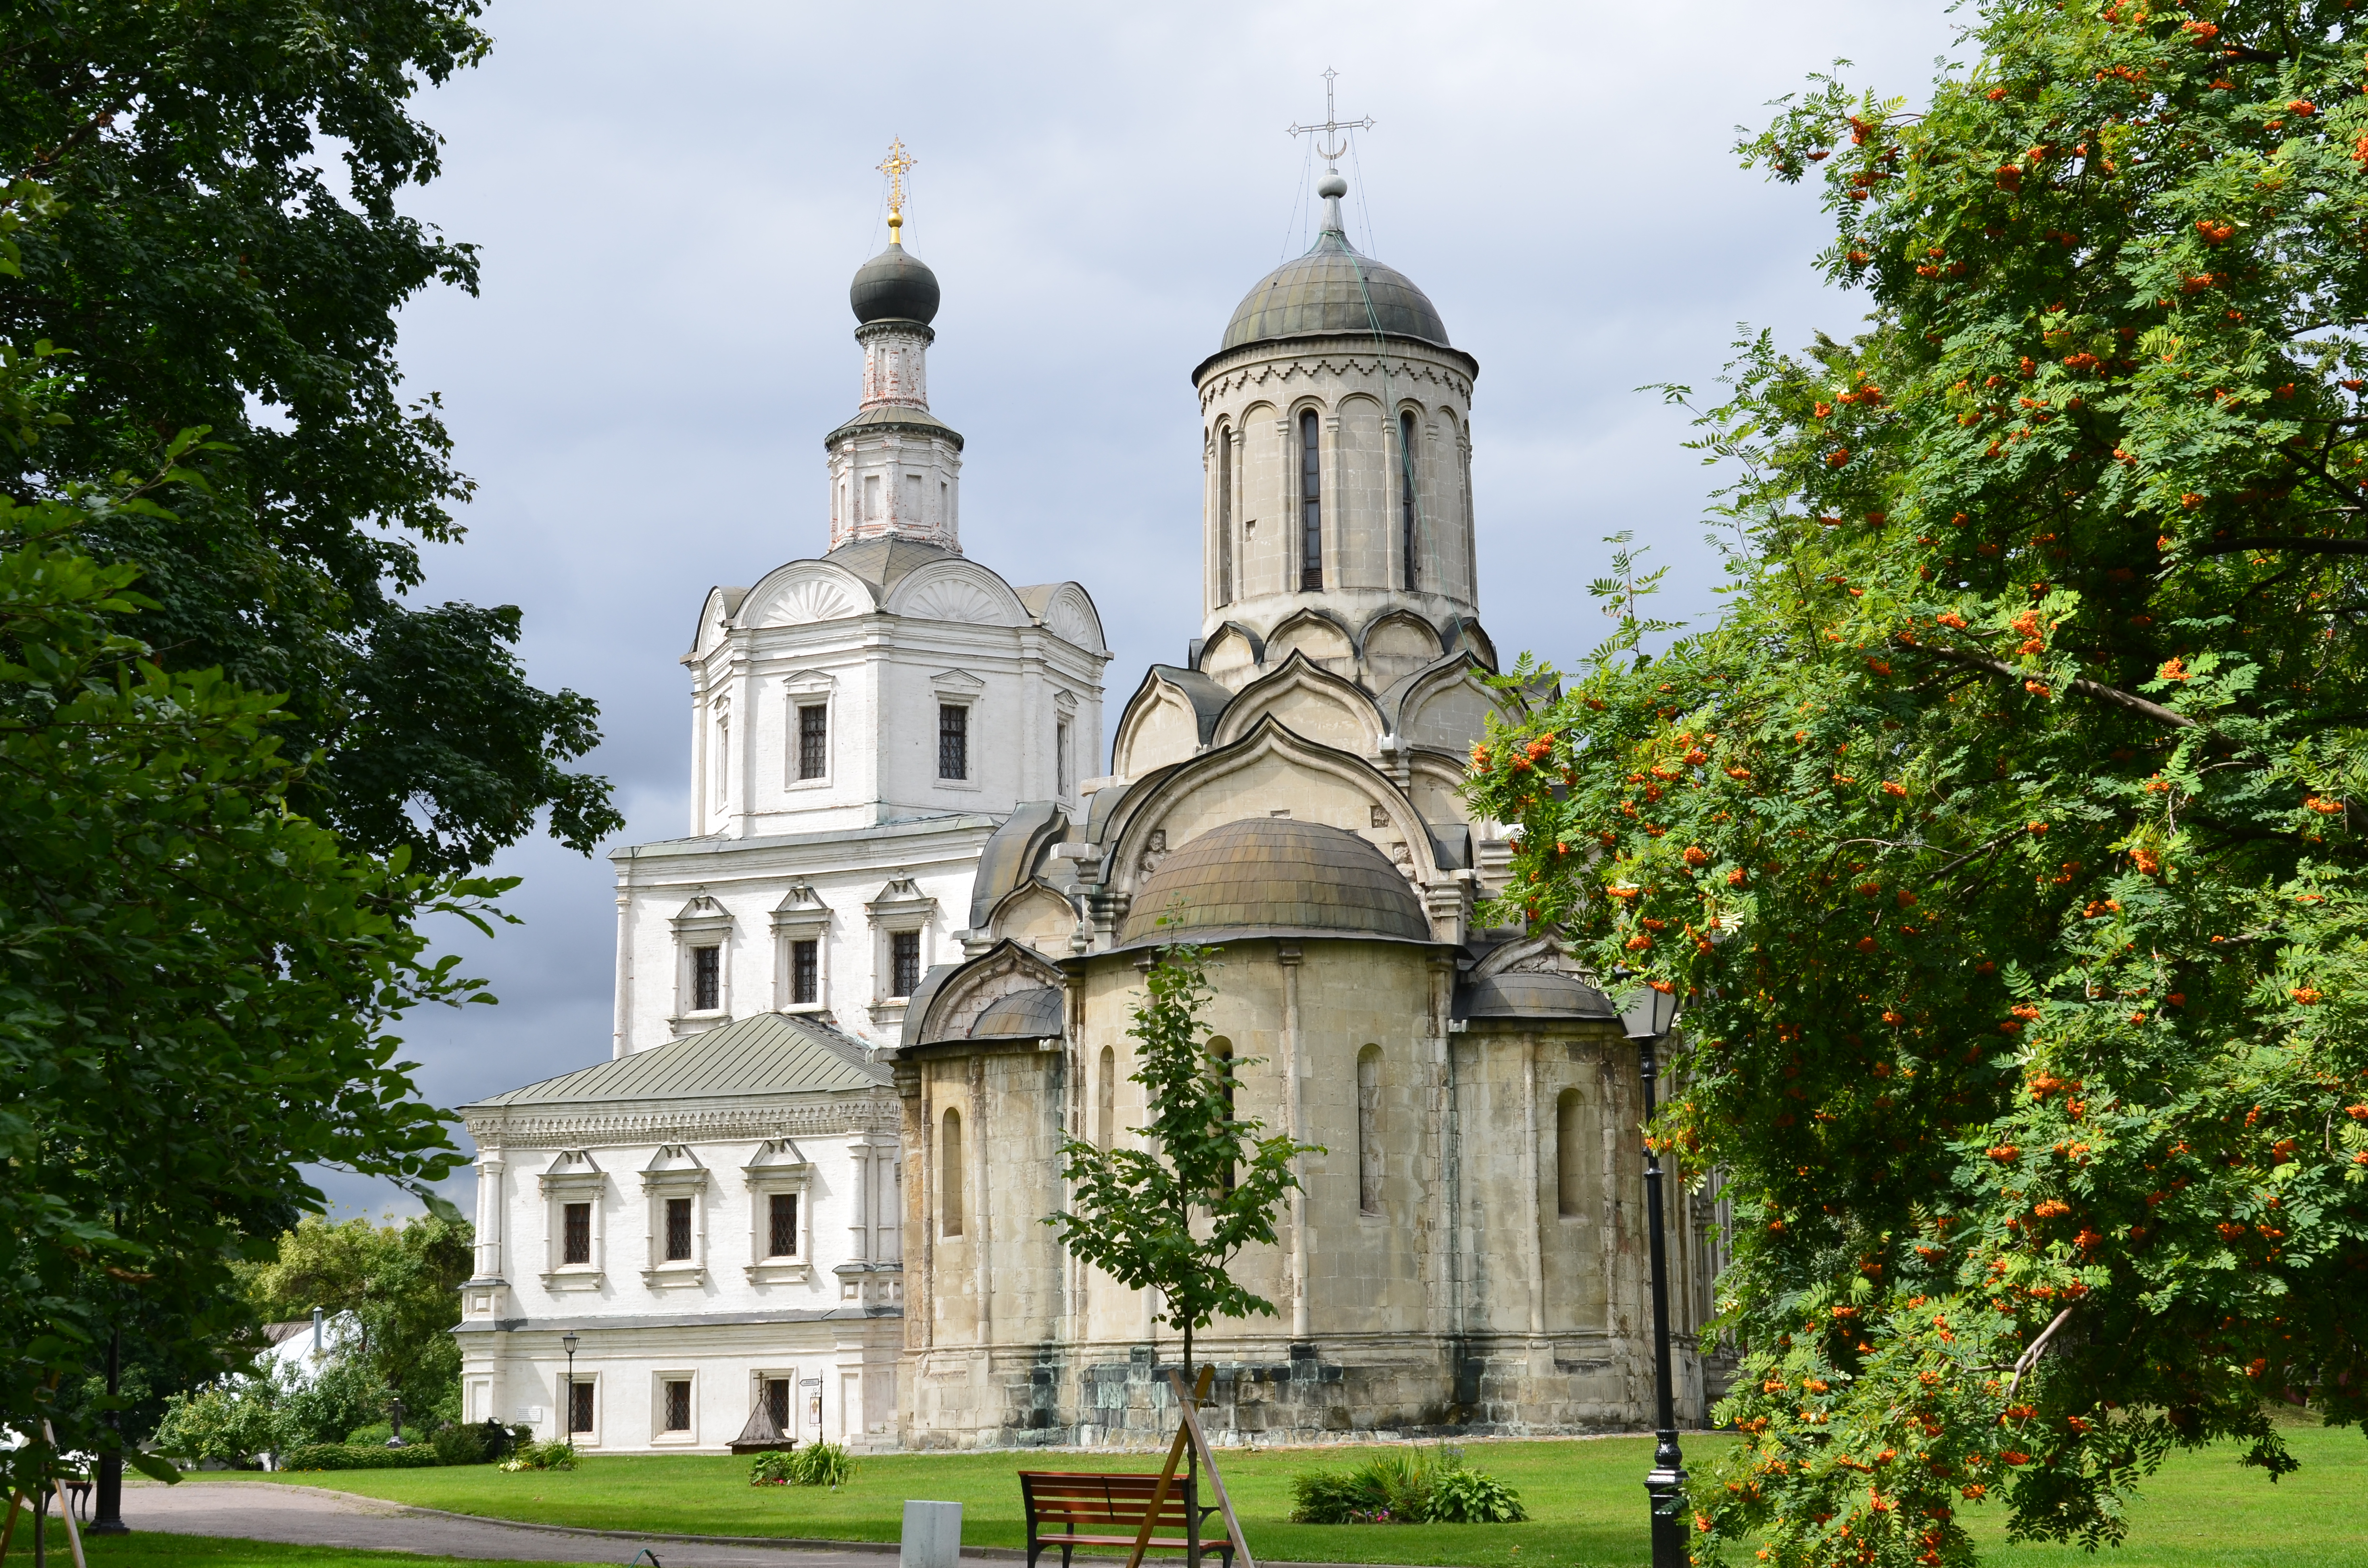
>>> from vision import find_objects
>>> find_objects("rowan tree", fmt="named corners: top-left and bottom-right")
top-left (1465, 4), bottom-right (2368, 1564)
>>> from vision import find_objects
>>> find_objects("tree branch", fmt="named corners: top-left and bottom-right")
top-left (2010, 1305), bottom-right (2078, 1395)
top-left (1892, 639), bottom-right (2197, 729)
top-left (2190, 535), bottom-right (2368, 559)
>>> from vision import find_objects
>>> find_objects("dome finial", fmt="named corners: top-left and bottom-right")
top-left (1316, 167), bottom-right (1348, 235)
top-left (876, 136), bottom-right (917, 246)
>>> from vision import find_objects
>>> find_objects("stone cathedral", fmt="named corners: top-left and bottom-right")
top-left (452, 148), bottom-right (1726, 1456)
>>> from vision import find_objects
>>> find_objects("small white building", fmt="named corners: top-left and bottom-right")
top-left (453, 191), bottom-right (1107, 1454)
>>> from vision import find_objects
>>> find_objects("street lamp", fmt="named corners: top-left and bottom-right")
top-left (560, 1332), bottom-right (580, 1443)
top-left (1619, 974), bottom-right (1687, 1568)
top-left (88, 1323), bottom-right (128, 1535)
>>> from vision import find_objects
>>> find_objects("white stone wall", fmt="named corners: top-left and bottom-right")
top-left (457, 1110), bottom-right (906, 1453)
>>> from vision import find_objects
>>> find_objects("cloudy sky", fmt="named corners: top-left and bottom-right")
top-left (326, 0), bottom-right (1969, 1218)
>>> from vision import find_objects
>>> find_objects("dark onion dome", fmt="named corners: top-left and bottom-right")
top-left (1218, 170), bottom-right (1448, 353)
top-left (1117, 817), bottom-right (1432, 948)
top-left (850, 239), bottom-right (940, 326)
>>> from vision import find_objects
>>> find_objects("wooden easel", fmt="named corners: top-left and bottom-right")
top-left (0, 1421), bottom-right (91, 1568)
top-left (1120, 1367), bottom-right (1256, 1568)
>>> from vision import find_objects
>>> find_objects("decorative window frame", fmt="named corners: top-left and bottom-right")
top-left (865, 873), bottom-right (938, 1025)
top-left (537, 1150), bottom-right (606, 1291)
top-left (770, 884), bottom-right (832, 1014)
top-left (1053, 688), bottom-right (1079, 801)
top-left (670, 894), bottom-right (734, 1035)
top-left (639, 1145), bottom-right (710, 1289)
top-left (928, 669), bottom-right (985, 793)
top-left (784, 671), bottom-right (836, 792)
top-left (650, 1368), bottom-right (700, 1446)
top-left (743, 1138), bottom-right (812, 1286)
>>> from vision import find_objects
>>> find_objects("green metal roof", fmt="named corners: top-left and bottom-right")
top-left (1118, 818), bottom-right (1433, 948)
top-left (464, 1014), bottom-right (888, 1111)
top-left (1219, 227), bottom-right (1449, 354)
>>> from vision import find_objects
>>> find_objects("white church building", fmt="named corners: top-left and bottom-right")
top-left (455, 147), bottom-right (1727, 1455)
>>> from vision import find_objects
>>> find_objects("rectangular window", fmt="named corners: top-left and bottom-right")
top-left (568, 1380), bottom-right (595, 1433)
top-left (713, 717), bottom-right (729, 807)
top-left (768, 1192), bottom-right (799, 1257)
top-left (797, 704), bottom-right (827, 780)
top-left (1216, 425), bottom-right (1233, 606)
top-left (891, 930), bottom-right (921, 999)
top-left (790, 940), bottom-right (819, 1005)
top-left (664, 1196), bottom-right (693, 1262)
top-left (562, 1201), bottom-right (591, 1266)
top-left (662, 1378), bottom-right (691, 1433)
top-left (691, 945), bottom-right (720, 1012)
top-left (937, 704), bottom-right (968, 780)
top-left (766, 1377), bottom-right (790, 1432)
top-left (1300, 408), bottom-right (1323, 591)
top-left (1056, 718), bottom-right (1074, 797)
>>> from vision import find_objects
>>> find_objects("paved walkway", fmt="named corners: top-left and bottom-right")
top-left (119, 1480), bottom-right (1004, 1567)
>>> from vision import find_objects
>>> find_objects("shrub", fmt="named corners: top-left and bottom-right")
top-left (428, 1424), bottom-right (487, 1466)
top-left (755, 1442), bottom-right (855, 1486)
top-left (278, 1442), bottom-right (443, 1472)
top-left (749, 1449), bottom-right (797, 1486)
top-left (1288, 1447), bottom-right (1524, 1524)
top-left (1426, 1467), bottom-right (1529, 1524)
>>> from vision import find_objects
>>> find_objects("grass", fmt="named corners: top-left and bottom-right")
top-left (191, 1422), bottom-right (2368, 1568)
top-left (66, 1535), bottom-right (604, 1568)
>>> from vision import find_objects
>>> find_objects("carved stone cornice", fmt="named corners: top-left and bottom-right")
top-left (464, 1095), bottom-right (900, 1152)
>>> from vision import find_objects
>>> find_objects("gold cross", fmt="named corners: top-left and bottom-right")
top-left (877, 137), bottom-right (917, 240)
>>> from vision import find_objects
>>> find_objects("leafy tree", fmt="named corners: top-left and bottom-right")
top-left (0, 468), bottom-right (500, 1496)
top-left (239, 1212), bottom-right (474, 1424)
top-left (0, 0), bottom-right (619, 873)
top-left (1466, 3), bottom-right (2368, 1563)
top-left (1046, 941), bottom-right (1320, 1380)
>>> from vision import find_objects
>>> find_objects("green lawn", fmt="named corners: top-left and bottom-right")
top-left (201, 1423), bottom-right (2368, 1568)
top-left (72, 1536), bottom-right (604, 1568)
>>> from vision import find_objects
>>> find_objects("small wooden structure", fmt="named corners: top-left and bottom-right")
top-left (726, 1396), bottom-right (798, 1456)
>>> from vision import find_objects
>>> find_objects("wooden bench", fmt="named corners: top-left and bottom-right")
top-left (1019, 1471), bottom-right (1233, 1568)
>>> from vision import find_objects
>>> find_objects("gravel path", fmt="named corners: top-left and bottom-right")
top-left (119, 1480), bottom-right (1010, 1567)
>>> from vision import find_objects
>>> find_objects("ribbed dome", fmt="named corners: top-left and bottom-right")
top-left (851, 242), bottom-right (941, 326)
top-left (1220, 229), bottom-right (1449, 353)
top-left (1119, 818), bottom-right (1431, 947)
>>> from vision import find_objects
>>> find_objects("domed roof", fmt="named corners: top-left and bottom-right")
top-left (1220, 230), bottom-right (1449, 353)
top-left (851, 241), bottom-right (940, 327)
top-left (1118, 818), bottom-right (1432, 948)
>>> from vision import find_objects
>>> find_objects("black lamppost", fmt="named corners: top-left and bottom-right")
top-left (559, 1331), bottom-right (580, 1442)
top-left (386, 1395), bottom-right (407, 1448)
top-left (1619, 976), bottom-right (1687, 1568)
top-left (88, 1323), bottom-right (128, 1535)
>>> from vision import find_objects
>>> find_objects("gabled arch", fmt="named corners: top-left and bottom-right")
top-left (1209, 649), bottom-right (1385, 755)
top-left (1014, 581), bottom-right (1107, 654)
top-left (884, 557), bottom-right (1032, 627)
top-left (910, 939), bottom-right (1067, 1047)
top-left (689, 585), bottom-right (751, 660)
top-left (1264, 606), bottom-right (1357, 669)
top-left (985, 881), bottom-right (1080, 953)
top-left (1196, 621), bottom-right (1264, 689)
top-left (1440, 614), bottom-right (1499, 672)
top-left (967, 802), bottom-right (1072, 931)
top-left (1097, 715), bottom-right (1441, 909)
top-left (1376, 650), bottom-right (1508, 746)
top-left (737, 559), bottom-right (876, 631)
top-left (1111, 665), bottom-right (1233, 777)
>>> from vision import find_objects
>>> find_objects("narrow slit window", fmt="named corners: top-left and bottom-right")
top-left (798, 704), bottom-right (827, 780)
top-left (1216, 425), bottom-right (1234, 606)
top-left (1557, 1089), bottom-right (1586, 1217)
top-left (713, 716), bottom-right (730, 807)
top-left (664, 1196), bottom-right (692, 1262)
top-left (940, 1108), bottom-right (964, 1237)
top-left (890, 931), bottom-right (921, 999)
top-left (1096, 1045), bottom-right (1115, 1152)
top-left (1399, 411), bottom-right (1420, 592)
top-left (1056, 718), bottom-right (1074, 797)
top-left (691, 945), bottom-right (720, 1012)
top-left (662, 1378), bottom-right (691, 1432)
top-left (938, 703), bottom-right (968, 780)
top-left (1212, 1038), bottom-right (1236, 1194)
top-left (790, 940), bottom-right (819, 1005)
top-left (1299, 409), bottom-right (1323, 590)
top-left (1357, 1045), bottom-right (1383, 1215)
top-left (768, 1192), bottom-right (799, 1257)
top-left (562, 1201), bottom-right (592, 1266)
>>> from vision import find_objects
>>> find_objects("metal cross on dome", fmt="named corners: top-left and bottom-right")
top-left (1287, 68), bottom-right (1374, 162)
top-left (877, 136), bottom-right (917, 228)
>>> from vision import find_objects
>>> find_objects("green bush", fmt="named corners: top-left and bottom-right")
top-left (749, 1448), bottom-right (798, 1485)
top-left (751, 1442), bottom-right (856, 1486)
top-left (1425, 1467), bottom-right (1529, 1523)
top-left (1288, 1447), bottom-right (1525, 1524)
top-left (428, 1424), bottom-right (488, 1466)
top-left (497, 1440), bottom-right (577, 1472)
top-left (277, 1442), bottom-right (442, 1472)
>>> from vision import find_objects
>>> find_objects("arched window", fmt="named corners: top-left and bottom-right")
top-left (1215, 425), bottom-right (1234, 607)
top-left (1299, 409), bottom-right (1323, 591)
top-left (1556, 1088), bottom-right (1585, 1217)
top-left (1210, 1037), bottom-right (1237, 1193)
top-left (939, 1107), bottom-right (963, 1237)
top-left (1357, 1044), bottom-right (1382, 1215)
top-left (1096, 1045), bottom-right (1116, 1152)
top-left (1398, 411), bottom-right (1420, 592)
